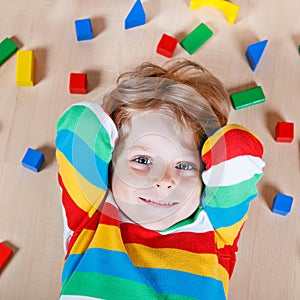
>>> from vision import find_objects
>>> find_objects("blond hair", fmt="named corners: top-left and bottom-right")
top-left (102, 59), bottom-right (231, 147)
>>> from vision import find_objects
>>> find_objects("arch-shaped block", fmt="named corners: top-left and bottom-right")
top-left (190, 0), bottom-right (240, 24)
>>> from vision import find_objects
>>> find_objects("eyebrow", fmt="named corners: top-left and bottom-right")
top-left (128, 145), bottom-right (154, 154)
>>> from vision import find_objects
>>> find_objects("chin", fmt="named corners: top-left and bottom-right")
top-left (139, 218), bottom-right (178, 231)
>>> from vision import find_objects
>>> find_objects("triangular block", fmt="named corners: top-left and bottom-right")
top-left (124, 0), bottom-right (146, 29)
top-left (246, 39), bottom-right (268, 71)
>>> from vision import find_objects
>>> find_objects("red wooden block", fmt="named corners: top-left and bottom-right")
top-left (0, 242), bottom-right (13, 269)
top-left (156, 34), bottom-right (178, 58)
top-left (69, 73), bottom-right (87, 94)
top-left (275, 122), bottom-right (294, 143)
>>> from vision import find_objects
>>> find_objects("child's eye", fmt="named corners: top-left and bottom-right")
top-left (176, 163), bottom-right (194, 170)
top-left (133, 157), bottom-right (152, 165)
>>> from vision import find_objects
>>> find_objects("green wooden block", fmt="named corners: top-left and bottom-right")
top-left (0, 37), bottom-right (18, 65)
top-left (230, 86), bottom-right (266, 110)
top-left (180, 23), bottom-right (213, 54)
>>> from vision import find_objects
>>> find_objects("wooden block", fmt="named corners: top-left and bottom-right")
top-left (156, 34), bottom-right (178, 58)
top-left (246, 40), bottom-right (268, 71)
top-left (22, 148), bottom-right (45, 172)
top-left (69, 73), bottom-right (87, 94)
top-left (75, 18), bottom-right (93, 41)
top-left (16, 50), bottom-right (35, 86)
top-left (272, 193), bottom-right (293, 216)
top-left (189, 0), bottom-right (240, 24)
top-left (0, 37), bottom-right (18, 65)
top-left (275, 122), bottom-right (294, 143)
top-left (0, 242), bottom-right (13, 269)
top-left (230, 86), bottom-right (266, 110)
top-left (180, 23), bottom-right (213, 54)
top-left (124, 0), bottom-right (146, 29)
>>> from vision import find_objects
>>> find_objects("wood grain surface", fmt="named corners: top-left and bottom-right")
top-left (0, 1), bottom-right (299, 299)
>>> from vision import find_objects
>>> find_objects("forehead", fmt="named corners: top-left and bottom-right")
top-left (131, 112), bottom-right (174, 134)
top-left (127, 112), bottom-right (196, 151)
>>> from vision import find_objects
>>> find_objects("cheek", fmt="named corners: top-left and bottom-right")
top-left (174, 176), bottom-right (202, 205)
top-left (114, 165), bottom-right (163, 190)
top-left (176, 175), bottom-right (201, 193)
top-left (112, 172), bottom-right (138, 205)
top-left (112, 173), bottom-right (126, 199)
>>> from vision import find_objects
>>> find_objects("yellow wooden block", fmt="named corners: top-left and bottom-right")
top-left (189, 0), bottom-right (239, 24)
top-left (16, 50), bottom-right (35, 86)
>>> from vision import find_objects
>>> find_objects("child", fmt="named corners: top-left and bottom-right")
top-left (56, 59), bottom-right (265, 300)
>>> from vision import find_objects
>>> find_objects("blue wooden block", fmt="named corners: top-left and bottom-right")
top-left (125, 0), bottom-right (146, 29)
top-left (272, 193), bottom-right (293, 216)
top-left (246, 39), bottom-right (268, 71)
top-left (75, 18), bottom-right (93, 41)
top-left (22, 148), bottom-right (45, 172)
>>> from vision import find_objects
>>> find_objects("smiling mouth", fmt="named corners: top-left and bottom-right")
top-left (139, 197), bottom-right (179, 207)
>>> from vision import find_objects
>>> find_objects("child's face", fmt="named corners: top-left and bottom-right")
top-left (112, 112), bottom-right (202, 230)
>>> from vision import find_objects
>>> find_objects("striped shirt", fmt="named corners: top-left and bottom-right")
top-left (56, 101), bottom-right (264, 300)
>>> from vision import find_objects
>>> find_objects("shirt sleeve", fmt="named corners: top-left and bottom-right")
top-left (201, 124), bottom-right (265, 250)
top-left (55, 101), bottom-right (118, 251)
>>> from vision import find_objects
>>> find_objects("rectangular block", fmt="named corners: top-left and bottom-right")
top-left (16, 50), bottom-right (35, 86)
top-left (180, 23), bottom-right (213, 54)
top-left (230, 86), bottom-right (265, 110)
top-left (0, 37), bottom-right (18, 65)
top-left (75, 18), bottom-right (93, 41)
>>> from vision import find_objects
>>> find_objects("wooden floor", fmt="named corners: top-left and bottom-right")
top-left (0, 1), bottom-right (299, 299)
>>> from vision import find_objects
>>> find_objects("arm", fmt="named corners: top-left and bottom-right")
top-left (55, 101), bottom-right (118, 252)
top-left (201, 124), bottom-right (265, 250)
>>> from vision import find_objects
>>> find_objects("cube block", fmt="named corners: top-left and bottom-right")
top-left (69, 73), bottom-right (87, 94)
top-left (22, 148), bottom-right (44, 172)
top-left (16, 50), bottom-right (35, 86)
top-left (75, 18), bottom-right (93, 41)
top-left (125, 0), bottom-right (146, 29)
top-left (180, 23), bottom-right (213, 55)
top-left (0, 37), bottom-right (18, 65)
top-left (275, 122), bottom-right (294, 143)
top-left (0, 242), bottom-right (13, 269)
top-left (156, 34), bottom-right (178, 58)
top-left (230, 86), bottom-right (266, 110)
top-left (272, 193), bottom-right (293, 216)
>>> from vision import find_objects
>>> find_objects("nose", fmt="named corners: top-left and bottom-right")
top-left (155, 168), bottom-right (176, 190)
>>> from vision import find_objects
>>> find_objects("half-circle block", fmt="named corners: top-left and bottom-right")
top-left (189, 0), bottom-right (239, 24)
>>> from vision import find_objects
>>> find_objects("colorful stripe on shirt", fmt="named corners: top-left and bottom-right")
top-left (56, 102), bottom-right (264, 300)
top-left (201, 124), bottom-right (265, 248)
